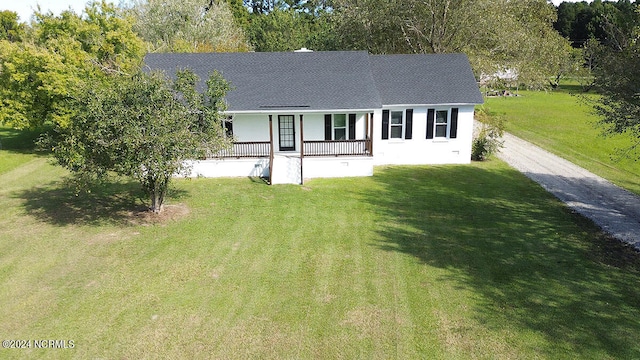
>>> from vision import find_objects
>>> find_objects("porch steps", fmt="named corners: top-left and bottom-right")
top-left (270, 155), bottom-right (301, 185)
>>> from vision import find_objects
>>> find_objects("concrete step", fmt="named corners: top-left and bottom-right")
top-left (270, 155), bottom-right (301, 185)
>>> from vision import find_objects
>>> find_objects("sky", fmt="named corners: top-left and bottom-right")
top-left (1, 0), bottom-right (117, 22)
top-left (2, 0), bottom-right (591, 23)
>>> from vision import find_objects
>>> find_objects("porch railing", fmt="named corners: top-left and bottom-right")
top-left (213, 139), bottom-right (373, 158)
top-left (213, 141), bottom-right (271, 158)
top-left (303, 139), bottom-right (372, 157)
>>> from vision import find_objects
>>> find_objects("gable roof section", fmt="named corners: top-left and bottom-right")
top-left (369, 53), bottom-right (483, 106)
top-left (144, 51), bottom-right (382, 112)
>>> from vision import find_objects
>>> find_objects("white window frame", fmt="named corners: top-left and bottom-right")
top-left (389, 110), bottom-right (404, 139)
top-left (434, 109), bottom-right (449, 138)
top-left (332, 114), bottom-right (347, 140)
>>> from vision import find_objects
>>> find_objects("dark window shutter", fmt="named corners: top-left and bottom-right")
top-left (450, 108), bottom-right (459, 139)
top-left (426, 109), bottom-right (435, 139)
top-left (348, 113), bottom-right (356, 140)
top-left (405, 109), bottom-right (413, 139)
top-left (324, 114), bottom-right (332, 140)
top-left (382, 110), bottom-right (389, 140)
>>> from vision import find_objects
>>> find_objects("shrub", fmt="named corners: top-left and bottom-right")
top-left (472, 107), bottom-right (505, 161)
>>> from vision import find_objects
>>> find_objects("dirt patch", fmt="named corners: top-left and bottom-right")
top-left (127, 203), bottom-right (191, 226)
top-left (341, 305), bottom-right (390, 339)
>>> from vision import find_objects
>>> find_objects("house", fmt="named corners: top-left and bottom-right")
top-left (144, 50), bottom-right (483, 184)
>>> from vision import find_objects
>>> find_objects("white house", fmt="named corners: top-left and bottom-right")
top-left (144, 51), bottom-right (484, 184)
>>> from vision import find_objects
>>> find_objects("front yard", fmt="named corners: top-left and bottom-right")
top-left (1, 148), bottom-right (640, 358)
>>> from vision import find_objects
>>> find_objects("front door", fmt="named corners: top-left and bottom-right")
top-left (278, 115), bottom-right (295, 151)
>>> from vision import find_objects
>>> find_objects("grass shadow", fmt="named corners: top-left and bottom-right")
top-left (247, 176), bottom-right (270, 185)
top-left (554, 83), bottom-right (588, 94)
top-left (363, 164), bottom-right (640, 358)
top-left (0, 127), bottom-right (45, 154)
top-left (15, 177), bottom-right (189, 226)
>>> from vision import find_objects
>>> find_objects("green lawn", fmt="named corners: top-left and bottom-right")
top-left (483, 87), bottom-right (640, 195)
top-left (0, 127), bottom-right (43, 175)
top-left (1, 150), bottom-right (639, 358)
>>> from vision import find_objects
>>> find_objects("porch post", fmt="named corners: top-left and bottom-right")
top-left (365, 112), bottom-right (370, 154)
top-left (365, 112), bottom-right (369, 141)
top-left (299, 114), bottom-right (304, 185)
top-left (269, 115), bottom-right (274, 185)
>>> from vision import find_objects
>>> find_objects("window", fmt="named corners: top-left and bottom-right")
top-left (435, 110), bottom-right (448, 138)
top-left (382, 109), bottom-right (413, 140)
top-left (223, 117), bottom-right (233, 138)
top-left (390, 111), bottom-right (403, 139)
top-left (334, 114), bottom-right (347, 140)
top-left (325, 114), bottom-right (356, 140)
top-left (427, 108), bottom-right (459, 140)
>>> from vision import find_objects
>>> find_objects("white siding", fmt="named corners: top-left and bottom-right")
top-left (372, 105), bottom-right (474, 165)
top-left (188, 107), bottom-right (475, 181)
top-left (302, 114), bottom-right (325, 141)
top-left (231, 112), bottom-right (370, 151)
top-left (232, 114), bottom-right (270, 142)
top-left (304, 157), bottom-right (374, 178)
top-left (185, 158), bottom-right (269, 178)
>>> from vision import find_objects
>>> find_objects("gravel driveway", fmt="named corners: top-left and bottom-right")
top-left (496, 131), bottom-right (640, 250)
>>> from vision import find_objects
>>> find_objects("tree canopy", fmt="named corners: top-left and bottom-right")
top-left (0, 10), bottom-right (25, 42)
top-left (48, 69), bottom-right (232, 212)
top-left (591, 20), bottom-right (640, 158)
top-left (0, 2), bottom-right (144, 130)
top-left (125, 0), bottom-right (251, 52)
top-left (247, 7), bottom-right (333, 51)
top-left (328, 0), bottom-right (571, 88)
top-left (554, 0), bottom-right (639, 49)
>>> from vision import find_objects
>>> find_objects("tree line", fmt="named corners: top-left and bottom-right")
top-left (555, 0), bottom-right (639, 49)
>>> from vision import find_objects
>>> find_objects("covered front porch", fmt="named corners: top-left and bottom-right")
top-left (190, 113), bottom-right (375, 184)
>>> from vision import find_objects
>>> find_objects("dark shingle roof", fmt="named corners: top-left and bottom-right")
top-left (144, 51), bottom-right (483, 112)
top-left (144, 51), bottom-right (381, 112)
top-left (369, 53), bottom-right (484, 106)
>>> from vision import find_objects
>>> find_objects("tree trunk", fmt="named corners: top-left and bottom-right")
top-left (150, 191), bottom-right (163, 213)
top-left (149, 177), bottom-right (168, 213)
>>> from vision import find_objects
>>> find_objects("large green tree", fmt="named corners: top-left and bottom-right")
top-left (330, 0), bottom-right (572, 88)
top-left (0, 1), bottom-right (144, 129)
top-left (0, 10), bottom-right (25, 42)
top-left (224, 0), bottom-right (251, 29)
top-left (248, 8), bottom-right (302, 51)
top-left (329, 0), bottom-right (407, 54)
top-left (555, 0), bottom-right (639, 48)
top-left (126, 0), bottom-right (251, 52)
top-left (592, 27), bottom-right (640, 157)
top-left (243, 0), bottom-right (336, 51)
top-left (33, 1), bottom-right (145, 74)
top-left (0, 41), bottom-right (72, 129)
top-left (49, 69), bottom-right (232, 213)
top-left (247, 8), bottom-right (323, 51)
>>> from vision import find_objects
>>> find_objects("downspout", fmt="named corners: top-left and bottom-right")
top-left (299, 114), bottom-right (304, 185)
top-left (269, 115), bottom-right (274, 185)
